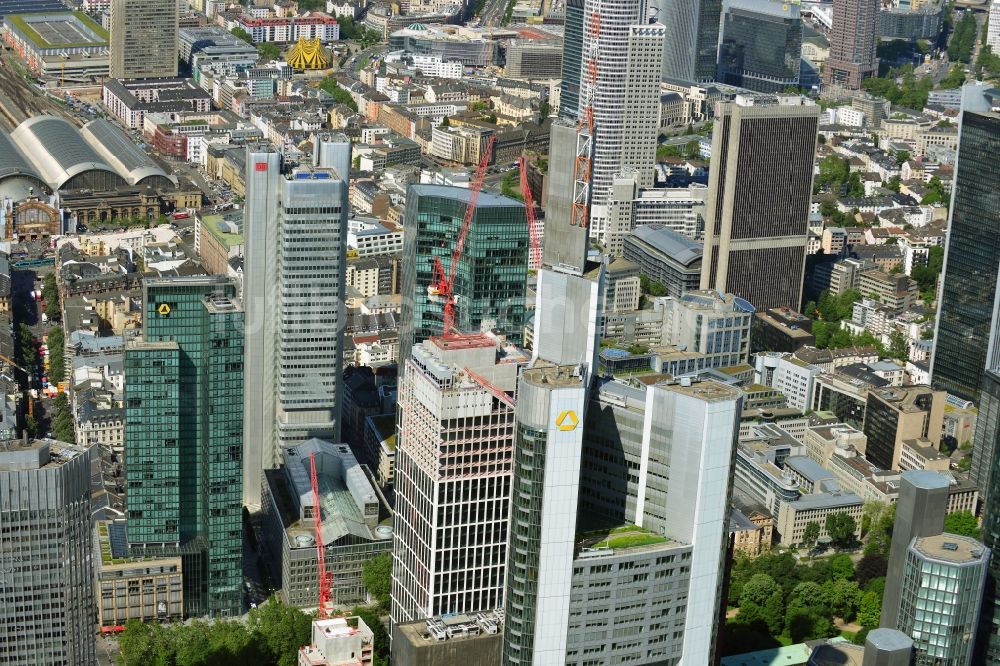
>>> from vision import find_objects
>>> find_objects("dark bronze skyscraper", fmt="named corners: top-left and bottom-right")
top-left (700, 95), bottom-right (819, 312)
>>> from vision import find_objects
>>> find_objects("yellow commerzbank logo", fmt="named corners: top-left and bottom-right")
top-left (556, 410), bottom-right (579, 431)
top-left (157, 303), bottom-right (172, 316)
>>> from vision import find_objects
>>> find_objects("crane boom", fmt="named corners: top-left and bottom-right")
top-left (309, 452), bottom-right (331, 618)
top-left (518, 156), bottom-right (542, 269)
top-left (431, 134), bottom-right (496, 336)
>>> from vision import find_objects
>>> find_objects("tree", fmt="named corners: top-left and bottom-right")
top-left (893, 150), bottom-right (910, 166)
top-left (16, 323), bottom-right (37, 369)
top-left (319, 77), bottom-right (358, 111)
top-left (785, 581), bottom-right (834, 642)
top-left (948, 11), bottom-right (978, 63)
top-left (683, 139), bottom-right (701, 160)
top-left (258, 42), bottom-right (281, 62)
top-left (825, 512), bottom-right (857, 547)
top-left (740, 573), bottom-right (781, 609)
top-left (639, 275), bottom-right (668, 297)
top-left (802, 521), bottom-right (820, 548)
top-left (857, 590), bottom-right (882, 627)
top-left (338, 16), bottom-right (361, 40)
top-left (42, 273), bottom-right (60, 319)
top-left (501, 170), bottom-right (520, 200)
top-left (24, 413), bottom-right (37, 438)
top-left (362, 552), bottom-right (392, 610)
top-left (830, 553), bottom-right (855, 581)
top-left (761, 590), bottom-right (786, 635)
top-left (939, 64), bottom-right (968, 89)
top-left (439, 116), bottom-right (450, 128)
top-left (822, 578), bottom-right (860, 621)
top-left (888, 330), bottom-right (909, 361)
top-left (247, 596), bottom-right (312, 666)
top-left (51, 393), bottom-right (75, 443)
top-left (943, 510), bottom-right (981, 539)
top-left (351, 606), bottom-right (390, 666)
top-left (855, 553), bottom-right (888, 588)
top-left (231, 27), bottom-right (254, 44)
top-left (538, 99), bottom-right (550, 118)
top-left (46, 326), bottom-right (65, 384)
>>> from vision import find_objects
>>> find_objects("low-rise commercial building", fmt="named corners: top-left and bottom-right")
top-left (260, 439), bottom-right (393, 609)
top-left (776, 491), bottom-right (864, 546)
top-left (94, 520), bottom-right (184, 628)
top-left (753, 307), bottom-right (814, 353)
top-left (863, 385), bottom-right (945, 471)
top-left (857, 270), bottom-right (918, 312)
top-left (622, 224), bottom-right (702, 298)
top-left (230, 11), bottom-right (340, 43)
top-left (103, 78), bottom-right (213, 130)
top-left (195, 212), bottom-right (244, 277)
top-left (392, 612), bottom-right (503, 666)
top-left (754, 352), bottom-right (823, 412)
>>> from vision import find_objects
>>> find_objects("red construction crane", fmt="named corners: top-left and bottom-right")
top-left (570, 9), bottom-right (601, 229)
top-left (309, 452), bottom-right (331, 619)
top-left (429, 134), bottom-right (496, 336)
top-left (518, 156), bottom-right (542, 269)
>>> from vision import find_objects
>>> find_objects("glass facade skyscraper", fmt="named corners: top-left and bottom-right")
top-left (932, 85), bottom-right (1000, 401)
top-left (125, 276), bottom-right (244, 617)
top-left (976, 372), bottom-right (1000, 657)
top-left (658, 0), bottom-right (722, 82)
top-left (895, 534), bottom-right (987, 665)
top-left (399, 185), bottom-right (528, 362)
top-left (559, 0), bottom-right (584, 120)
top-left (717, 0), bottom-right (803, 93)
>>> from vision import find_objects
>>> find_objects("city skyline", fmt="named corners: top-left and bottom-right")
top-left (0, 1), bottom-right (994, 664)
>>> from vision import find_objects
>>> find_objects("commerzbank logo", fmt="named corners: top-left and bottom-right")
top-left (555, 410), bottom-right (579, 431)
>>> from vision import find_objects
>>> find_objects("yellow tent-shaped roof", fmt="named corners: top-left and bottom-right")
top-left (288, 37), bottom-right (328, 70)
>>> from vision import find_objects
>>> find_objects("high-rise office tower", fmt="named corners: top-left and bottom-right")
top-left (502, 362), bottom-right (592, 666)
top-left (973, 370), bottom-right (1000, 502)
top-left (881, 470), bottom-right (949, 630)
top-left (700, 95), bottom-right (819, 312)
top-left (243, 139), bottom-right (351, 507)
top-left (390, 334), bottom-right (522, 624)
top-left (657, 0), bottom-right (723, 82)
top-left (0, 439), bottom-right (96, 665)
top-left (398, 185), bottom-right (528, 363)
top-left (589, 19), bottom-right (668, 251)
top-left (976, 312), bottom-right (1000, 658)
top-left (579, 17), bottom-right (665, 237)
top-left (502, 181), bottom-right (742, 663)
top-left (895, 534), bottom-right (987, 665)
top-left (125, 276), bottom-right (244, 616)
top-left (932, 83), bottom-right (1000, 401)
top-left (503, 374), bottom-right (744, 665)
top-left (717, 0), bottom-right (803, 93)
top-left (109, 0), bottom-right (180, 79)
top-left (822, 0), bottom-right (878, 89)
top-left (559, 0), bottom-right (584, 120)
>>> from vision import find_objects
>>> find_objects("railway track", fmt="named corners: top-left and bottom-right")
top-left (0, 48), bottom-right (82, 131)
